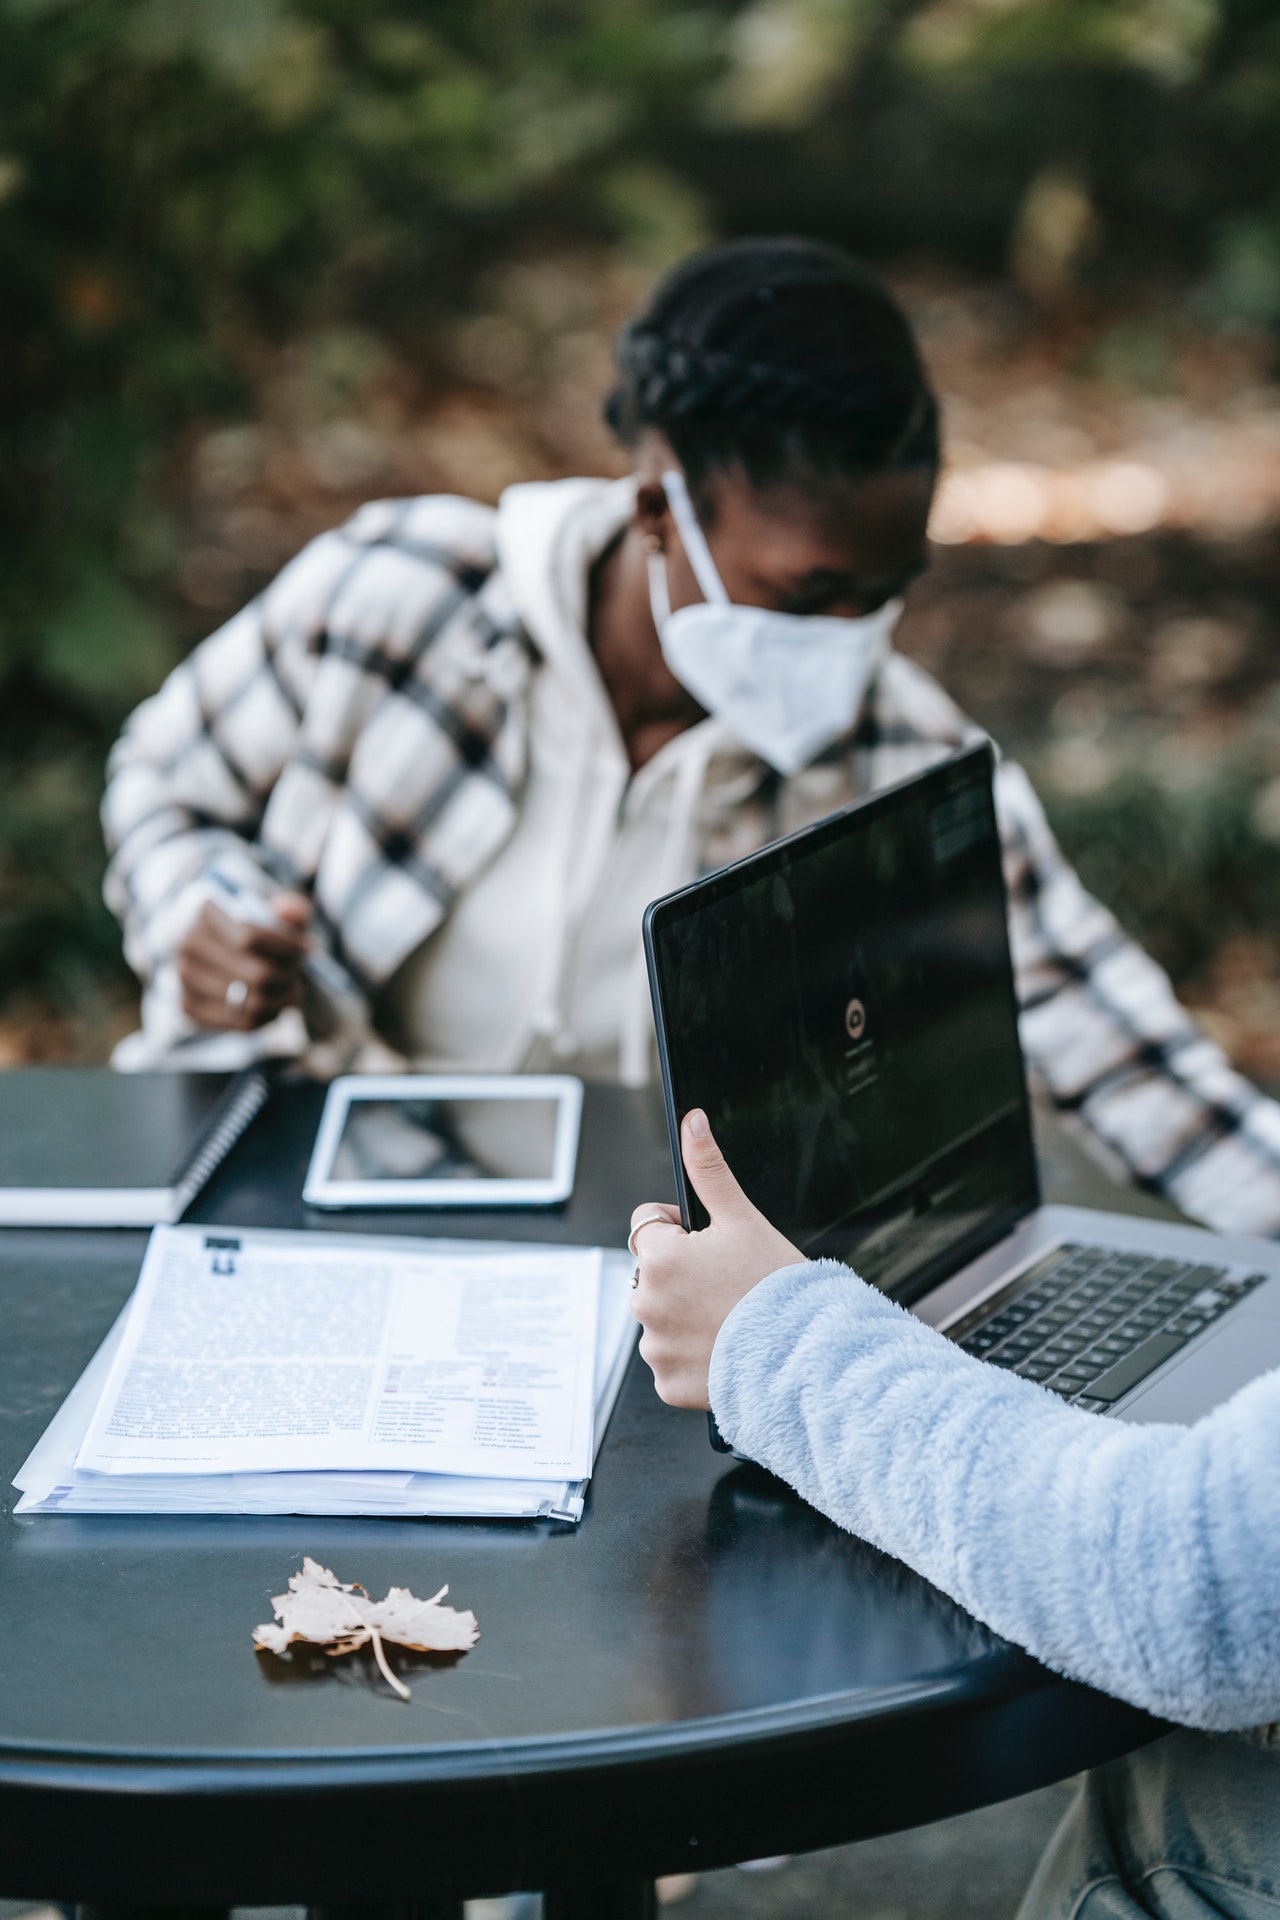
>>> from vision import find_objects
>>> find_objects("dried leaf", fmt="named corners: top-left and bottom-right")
top-left (253, 1557), bottom-right (479, 1700)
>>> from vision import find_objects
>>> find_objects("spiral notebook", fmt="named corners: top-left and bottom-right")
top-left (0, 1068), bottom-right (269, 1227)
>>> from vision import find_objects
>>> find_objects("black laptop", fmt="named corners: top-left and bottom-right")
top-left (644, 742), bottom-right (1280, 1427)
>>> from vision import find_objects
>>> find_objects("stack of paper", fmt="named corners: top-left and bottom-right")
top-left (15, 1226), bottom-right (637, 1522)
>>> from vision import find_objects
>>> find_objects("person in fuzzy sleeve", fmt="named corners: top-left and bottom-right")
top-left (630, 1109), bottom-right (1280, 1920)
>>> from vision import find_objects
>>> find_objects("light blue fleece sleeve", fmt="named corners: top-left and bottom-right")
top-left (708, 1260), bottom-right (1280, 1731)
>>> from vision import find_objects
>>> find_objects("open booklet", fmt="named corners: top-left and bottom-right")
top-left (15, 1227), bottom-right (637, 1523)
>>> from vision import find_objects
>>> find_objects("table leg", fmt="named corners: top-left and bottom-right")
top-left (544, 1884), bottom-right (655, 1920)
top-left (76, 1909), bottom-right (229, 1920)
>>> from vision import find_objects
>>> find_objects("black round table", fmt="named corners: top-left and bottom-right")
top-left (0, 1077), bottom-right (1162, 1918)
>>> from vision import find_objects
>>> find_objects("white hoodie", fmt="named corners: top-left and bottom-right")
top-left (380, 476), bottom-right (767, 1084)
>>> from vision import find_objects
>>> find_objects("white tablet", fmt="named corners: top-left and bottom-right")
top-left (302, 1074), bottom-right (584, 1210)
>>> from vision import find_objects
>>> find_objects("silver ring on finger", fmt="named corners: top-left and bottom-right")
top-left (225, 979), bottom-right (249, 1010)
top-left (627, 1211), bottom-right (672, 1257)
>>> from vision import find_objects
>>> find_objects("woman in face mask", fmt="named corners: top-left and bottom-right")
top-left (102, 239), bottom-right (1280, 1252)
top-left (600, 245), bottom-right (935, 783)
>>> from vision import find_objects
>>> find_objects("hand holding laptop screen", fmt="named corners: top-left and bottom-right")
top-left (629, 1108), bottom-right (802, 1410)
top-left (641, 742), bottom-right (1280, 1440)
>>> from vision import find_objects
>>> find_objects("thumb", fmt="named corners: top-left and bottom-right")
top-left (271, 891), bottom-right (312, 928)
top-left (681, 1109), bottom-right (753, 1224)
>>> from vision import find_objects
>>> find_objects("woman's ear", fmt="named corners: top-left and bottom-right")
top-left (634, 475), bottom-right (671, 551)
top-left (632, 427), bottom-right (680, 549)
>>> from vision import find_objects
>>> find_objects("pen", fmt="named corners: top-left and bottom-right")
top-left (206, 867), bottom-right (357, 1005)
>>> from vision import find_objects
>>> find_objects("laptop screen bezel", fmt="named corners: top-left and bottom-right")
top-left (642, 741), bottom-right (1042, 1307)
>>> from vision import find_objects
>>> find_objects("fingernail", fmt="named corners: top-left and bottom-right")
top-left (685, 1108), bottom-right (709, 1139)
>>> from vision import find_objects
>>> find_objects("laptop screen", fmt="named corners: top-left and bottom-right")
top-left (644, 744), bottom-right (1038, 1306)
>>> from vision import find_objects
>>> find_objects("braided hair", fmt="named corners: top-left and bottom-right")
top-left (605, 237), bottom-right (938, 508)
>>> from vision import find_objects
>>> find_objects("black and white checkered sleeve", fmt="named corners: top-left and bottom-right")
top-left (997, 759), bottom-right (1280, 1239)
top-left (101, 504), bottom-right (482, 982)
top-left (102, 572), bottom-right (316, 978)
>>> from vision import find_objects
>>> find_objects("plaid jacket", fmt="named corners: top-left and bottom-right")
top-left (103, 490), bottom-right (1280, 1238)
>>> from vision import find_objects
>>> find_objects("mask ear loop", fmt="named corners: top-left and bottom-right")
top-left (661, 470), bottom-right (731, 606)
top-left (644, 534), bottom-right (673, 629)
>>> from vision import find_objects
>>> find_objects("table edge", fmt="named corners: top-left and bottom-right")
top-left (0, 1648), bottom-right (1061, 1788)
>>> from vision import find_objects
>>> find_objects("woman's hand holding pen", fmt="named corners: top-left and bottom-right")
top-left (629, 1108), bottom-right (802, 1410)
top-left (177, 893), bottom-right (312, 1031)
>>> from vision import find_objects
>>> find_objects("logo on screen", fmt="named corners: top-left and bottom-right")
top-left (844, 997), bottom-right (867, 1041)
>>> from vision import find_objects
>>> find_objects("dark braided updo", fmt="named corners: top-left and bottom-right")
top-left (605, 236), bottom-right (938, 507)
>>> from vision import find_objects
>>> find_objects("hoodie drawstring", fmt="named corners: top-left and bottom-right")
top-left (619, 729), bottom-right (721, 1088)
top-left (528, 727), bottom-right (610, 1059)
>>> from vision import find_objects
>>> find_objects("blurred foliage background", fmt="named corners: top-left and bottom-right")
top-left (2, 0), bottom-right (1280, 1061)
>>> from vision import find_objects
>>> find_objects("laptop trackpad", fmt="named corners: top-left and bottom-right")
top-left (1116, 1313), bottom-right (1280, 1426)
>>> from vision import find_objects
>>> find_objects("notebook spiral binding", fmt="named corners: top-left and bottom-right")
top-left (172, 1068), bottom-right (270, 1218)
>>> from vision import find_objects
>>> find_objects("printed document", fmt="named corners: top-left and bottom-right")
top-left (13, 1239), bottom-right (635, 1519)
top-left (75, 1228), bottom-right (601, 1480)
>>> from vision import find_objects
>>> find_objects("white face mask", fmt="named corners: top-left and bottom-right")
top-left (648, 468), bottom-right (902, 778)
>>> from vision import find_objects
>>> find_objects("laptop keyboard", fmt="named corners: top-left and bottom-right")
top-left (945, 1243), bottom-right (1267, 1410)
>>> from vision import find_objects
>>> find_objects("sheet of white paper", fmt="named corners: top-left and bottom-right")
top-left (75, 1227), bottom-right (601, 1481)
top-left (25, 1478), bottom-right (584, 1519)
top-left (14, 1300), bottom-right (129, 1503)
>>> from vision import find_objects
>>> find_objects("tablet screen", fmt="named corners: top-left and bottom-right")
top-left (331, 1097), bottom-right (561, 1183)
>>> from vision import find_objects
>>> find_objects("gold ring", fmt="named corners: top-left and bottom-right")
top-left (627, 1211), bottom-right (672, 1257)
